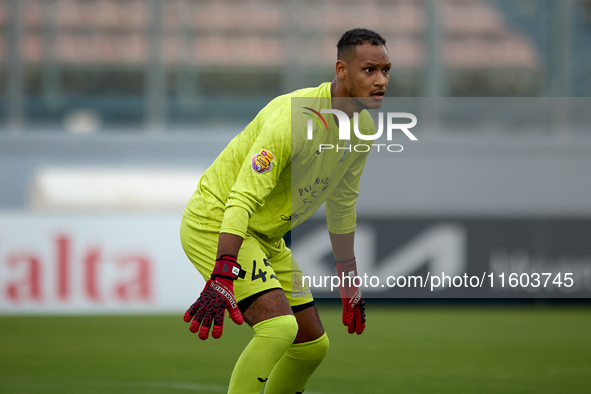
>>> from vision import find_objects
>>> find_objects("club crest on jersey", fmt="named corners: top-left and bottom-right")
top-left (251, 149), bottom-right (275, 174)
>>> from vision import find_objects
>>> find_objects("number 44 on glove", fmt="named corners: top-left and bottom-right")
top-left (184, 255), bottom-right (246, 340)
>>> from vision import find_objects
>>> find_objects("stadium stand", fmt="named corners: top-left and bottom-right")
top-left (3, 0), bottom-right (590, 126)
top-left (0, 0), bottom-right (537, 69)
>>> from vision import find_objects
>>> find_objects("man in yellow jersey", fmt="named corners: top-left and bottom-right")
top-left (180, 28), bottom-right (390, 393)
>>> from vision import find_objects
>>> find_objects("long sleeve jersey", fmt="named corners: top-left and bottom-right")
top-left (183, 82), bottom-right (375, 244)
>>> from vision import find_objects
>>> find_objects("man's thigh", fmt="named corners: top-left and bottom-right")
top-left (181, 216), bottom-right (313, 304)
top-left (180, 216), bottom-right (283, 304)
top-left (181, 216), bottom-right (321, 338)
top-left (268, 243), bottom-right (314, 309)
top-left (244, 246), bottom-right (323, 342)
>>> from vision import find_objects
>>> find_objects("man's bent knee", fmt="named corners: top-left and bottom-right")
top-left (294, 304), bottom-right (325, 343)
top-left (288, 332), bottom-right (330, 361)
top-left (253, 314), bottom-right (299, 345)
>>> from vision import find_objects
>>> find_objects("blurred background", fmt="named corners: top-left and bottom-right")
top-left (1, 0), bottom-right (591, 131)
top-left (1, 0), bottom-right (591, 308)
top-left (0, 0), bottom-right (590, 305)
top-left (1, 1), bottom-right (590, 393)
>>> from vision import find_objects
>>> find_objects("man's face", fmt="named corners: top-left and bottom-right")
top-left (343, 43), bottom-right (391, 109)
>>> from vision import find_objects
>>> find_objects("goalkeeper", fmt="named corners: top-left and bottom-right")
top-left (180, 28), bottom-right (390, 393)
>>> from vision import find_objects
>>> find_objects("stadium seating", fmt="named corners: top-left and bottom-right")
top-left (0, 0), bottom-right (537, 69)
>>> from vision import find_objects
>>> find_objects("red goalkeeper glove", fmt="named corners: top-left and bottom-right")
top-left (184, 255), bottom-right (246, 340)
top-left (335, 258), bottom-right (366, 335)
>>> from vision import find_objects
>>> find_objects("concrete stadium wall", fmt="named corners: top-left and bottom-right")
top-left (1, 130), bottom-right (591, 216)
top-left (2, 129), bottom-right (591, 312)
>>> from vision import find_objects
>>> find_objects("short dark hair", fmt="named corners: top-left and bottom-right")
top-left (337, 28), bottom-right (386, 61)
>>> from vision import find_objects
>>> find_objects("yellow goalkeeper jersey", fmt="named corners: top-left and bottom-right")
top-left (184, 82), bottom-right (375, 243)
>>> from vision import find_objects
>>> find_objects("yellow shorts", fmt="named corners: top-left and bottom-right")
top-left (180, 214), bottom-right (313, 311)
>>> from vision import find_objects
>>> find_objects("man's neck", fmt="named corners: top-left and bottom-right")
top-left (330, 79), bottom-right (361, 118)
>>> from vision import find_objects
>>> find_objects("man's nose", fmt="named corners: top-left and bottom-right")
top-left (375, 72), bottom-right (386, 87)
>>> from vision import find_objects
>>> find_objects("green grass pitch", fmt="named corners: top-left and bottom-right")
top-left (1, 304), bottom-right (590, 393)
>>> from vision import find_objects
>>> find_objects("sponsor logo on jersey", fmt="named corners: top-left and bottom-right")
top-left (292, 274), bottom-right (303, 291)
top-left (251, 149), bottom-right (275, 174)
top-left (291, 288), bottom-right (311, 298)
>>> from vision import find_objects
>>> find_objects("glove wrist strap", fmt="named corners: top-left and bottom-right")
top-left (211, 255), bottom-right (246, 281)
top-left (335, 257), bottom-right (357, 277)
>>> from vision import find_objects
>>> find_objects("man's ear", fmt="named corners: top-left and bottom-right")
top-left (335, 60), bottom-right (348, 80)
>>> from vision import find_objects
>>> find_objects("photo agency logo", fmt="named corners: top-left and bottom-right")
top-left (303, 107), bottom-right (418, 153)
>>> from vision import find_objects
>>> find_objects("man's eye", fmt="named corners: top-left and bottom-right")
top-left (365, 68), bottom-right (373, 73)
top-left (383, 68), bottom-right (390, 74)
